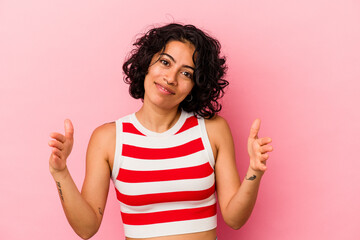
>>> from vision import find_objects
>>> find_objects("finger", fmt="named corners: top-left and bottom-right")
top-left (50, 153), bottom-right (60, 163)
top-left (50, 152), bottom-right (61, 163)
top-left (50, 132), bottom-right (66, 143)
top-left (48, 140), bottom-right (64, 151)
top-left (258, 137), bottom-right (272, 146)
top-left (260, 145), bottom-right (273, 154)
top-left (260, 153), bottom-right (269, 161)
top-left (49, 153), bottom-right (64, 171)
top-left (64, 119), bottom-right (74, 140)
top-left (260, 164), bottom-right (267, 171)
top-left (249, 119), bottom-right (261, 139)
top-left (51, 148), bottom-right (63, 159)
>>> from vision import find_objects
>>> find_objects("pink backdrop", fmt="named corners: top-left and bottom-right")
top-left (1, 0), bottom-right (359, 239)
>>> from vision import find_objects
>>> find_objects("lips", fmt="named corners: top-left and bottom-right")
top-left (155, 82), bottom-right (175, 95)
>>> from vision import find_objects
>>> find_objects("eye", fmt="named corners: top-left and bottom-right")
top-left (181, 71), bottom-right (193, 79)
top-left (160, 59), bottom-right (170, 66)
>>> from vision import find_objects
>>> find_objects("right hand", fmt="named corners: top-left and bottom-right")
top-left (247, 118), bottom-right (273, 173)
top-left (48, 119), bottom-right (74, 174)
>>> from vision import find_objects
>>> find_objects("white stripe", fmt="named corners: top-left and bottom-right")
top-left (198, 117), bottom-right (216, 168)
top-left (120, 195), bottom-right (216, 214)
top-left (123, 126), bottom-right (200, 148)
top-left (128, 110), bottom-right (193, 137)
top-left (115, 174), bottom-right (215, 195)
top-left (123, 215), bottom-right (217, 238)
top-left (121, 150), bottom-right (209, 171)
top-left (111, 117), bottom-right (125, 181)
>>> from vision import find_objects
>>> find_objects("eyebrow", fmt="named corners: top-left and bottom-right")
top-left (159, 53), bottom-right (195, 71)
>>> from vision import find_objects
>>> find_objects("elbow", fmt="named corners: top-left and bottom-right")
top-left (77, 231), bottom-right (97, 240)
top-left (79, 235), bottom-right (91, 240)
top-left (229, 223), bottom-right (243, 230)
top-left (74, 224), bottom-right (100, 240)
top-left (222, 206), bottom-right (253, 230)
top-left (227, 222), bottom-right (243, 230)
top-left (224, 217), bottom-right (248, 230)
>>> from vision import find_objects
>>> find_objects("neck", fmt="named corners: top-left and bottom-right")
top-left (135, 103), bottom-right (182, 133)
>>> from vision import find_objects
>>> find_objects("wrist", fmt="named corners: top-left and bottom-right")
top-left (50, 165), bottom-right (69, 181)
top-left (246, 167), bottom-right (264, 180)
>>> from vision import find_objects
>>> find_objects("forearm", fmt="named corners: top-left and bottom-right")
top-left (223, 167), bottom-right (264, 229)
top-left (51, 167), bottom-right (99, 239)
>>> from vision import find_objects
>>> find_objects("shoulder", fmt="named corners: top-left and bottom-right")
top-left (91, 122), bottom-right (116, 140)
top-left (90, 113), bottom-right (133, 142)
top-left (83, 122), bottom-right (117, 167)
top-left (204, 115), bottom-right (231, 133)
top-left (204, 115), bottom-right (233, 148)
top-left (88, 122), bottom-right (116, 155)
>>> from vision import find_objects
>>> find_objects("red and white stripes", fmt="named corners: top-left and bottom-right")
top-left (111, 110), bottom-right (217, 238)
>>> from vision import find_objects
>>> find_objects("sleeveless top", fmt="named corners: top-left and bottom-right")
top-left (111, 110), bottom-right (217, 238)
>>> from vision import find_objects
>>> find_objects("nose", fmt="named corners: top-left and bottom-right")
top-left (164, 68), bottom-right (178, 86)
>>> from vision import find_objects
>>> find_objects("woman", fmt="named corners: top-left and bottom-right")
top-left (48, 23), bottom-right (273, 240)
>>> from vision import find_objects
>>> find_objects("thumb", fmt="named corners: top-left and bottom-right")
top-left (64, 119), bottom-right (74, 140)
top-left (249, 118), bottom-right (261, 139)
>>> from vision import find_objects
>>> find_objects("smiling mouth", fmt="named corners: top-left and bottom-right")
top-left (155, 82), bottom-right (175, 95)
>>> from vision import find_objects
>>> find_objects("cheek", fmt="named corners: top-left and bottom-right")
top-left (187, 82), bottom-right (195, 93)
top-left (179, 85), bottom-right (194, 99)
top-left (144, 67), bottom-right (158, 86)
top-left (147, 65), bottom-right (162, 78)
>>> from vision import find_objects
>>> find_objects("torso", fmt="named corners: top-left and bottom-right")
top-left (103, 114), bottom-right (220, 240)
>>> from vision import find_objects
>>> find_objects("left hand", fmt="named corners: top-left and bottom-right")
top-left (247, 119), bottom-right (273, 172)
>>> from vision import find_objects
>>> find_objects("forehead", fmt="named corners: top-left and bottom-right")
top-left (161, 40), bottom-right (196, 63)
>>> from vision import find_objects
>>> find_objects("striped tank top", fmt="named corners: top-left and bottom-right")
top-left (111, 110), bottom-right (217, 238)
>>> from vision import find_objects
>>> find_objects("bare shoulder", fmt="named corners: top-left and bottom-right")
top-left (91, 122), bottom-right (116, 142)
top-left (88, 122), bottom-right (116, 159)
top-left (205, 115), bottom-right (232, 141)
top-left (204, 115), bottom-right (233, 155)
top-left (204, 115), bottom-right (230, 131)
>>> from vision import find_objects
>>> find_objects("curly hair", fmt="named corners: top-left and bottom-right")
top-left (122, 23), bottom-right (228, 119)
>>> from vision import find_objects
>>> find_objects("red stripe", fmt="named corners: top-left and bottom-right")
top-left (122, 122), bottom-right (145, 136)
top-left (175, 116), bottom-right (198, 134)
top-left (122, 138), bottom-right (204, 159)
top-left (116, 183), bottom-right (215, 206)
top-left (121, 203), bottom-right (216, 225)
top-left (117, 162), bottom-right (213, 183)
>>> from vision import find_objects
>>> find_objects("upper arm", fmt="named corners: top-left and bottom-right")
top-left (205, 116), bottom-right (241, 216)
top-left (81, 122), bottom-right (115, 224)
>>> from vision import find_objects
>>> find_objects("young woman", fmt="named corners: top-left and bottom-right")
top-left (48, 23), bottom-right (273, 240)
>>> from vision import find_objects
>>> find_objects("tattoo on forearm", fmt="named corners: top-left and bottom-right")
top-left (98, 208), bottom-right (103, 216)
top-left (246, 175), bottom-right (257, 181)
top-left (56, 181), bottom-right (64, 201)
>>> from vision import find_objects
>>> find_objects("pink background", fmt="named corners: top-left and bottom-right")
top-left (1, 0), bottom-right (359, 239)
